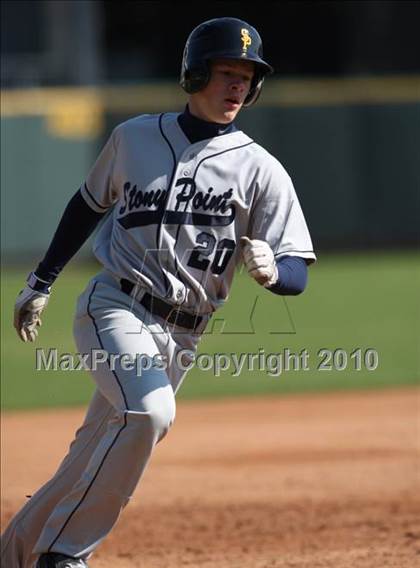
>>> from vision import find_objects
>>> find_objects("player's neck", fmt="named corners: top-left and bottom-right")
top-left (178, 105), bottom-right (237, 144)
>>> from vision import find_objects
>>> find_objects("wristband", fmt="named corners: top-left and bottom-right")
top-left (27, 272), bottom-right (52, 294)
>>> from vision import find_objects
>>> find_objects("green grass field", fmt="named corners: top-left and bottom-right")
top-left (1, 251), bottom-right (419, 410)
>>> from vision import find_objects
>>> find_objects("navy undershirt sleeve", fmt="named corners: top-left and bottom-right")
top-left (267, 256), bottom-right (308, 296)
top-left (34, 189), bottom-right (106, 283)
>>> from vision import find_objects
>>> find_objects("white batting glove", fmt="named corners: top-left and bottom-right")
top-left (240, 236), bottom-right (278, 287)
top-left (14, 274), bottom-right (51, 343)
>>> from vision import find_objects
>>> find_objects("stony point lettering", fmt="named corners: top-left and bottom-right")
top-left (119, 179), bottom-right (235, 216)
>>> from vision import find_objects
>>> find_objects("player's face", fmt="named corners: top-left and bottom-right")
top-left (189, 58), bottom-right (255, 124)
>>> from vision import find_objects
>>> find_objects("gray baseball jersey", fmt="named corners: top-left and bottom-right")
top-left (81, 113), bottom-right (315, 314)
top-left (2, 12), bottom-right (319, 566)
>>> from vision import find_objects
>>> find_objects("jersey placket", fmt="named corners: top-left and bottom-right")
top-left (158, 149), bottom-right (198, 306)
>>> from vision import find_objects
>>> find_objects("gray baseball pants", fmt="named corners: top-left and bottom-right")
top-left (1, 271), bottom-right (206, 567)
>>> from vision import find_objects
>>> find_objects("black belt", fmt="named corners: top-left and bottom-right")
top-left (120, 279), bottom-right (203, 330)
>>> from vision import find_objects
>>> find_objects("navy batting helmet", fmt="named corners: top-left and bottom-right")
top-left (180, 17), bottom-right (273, 107)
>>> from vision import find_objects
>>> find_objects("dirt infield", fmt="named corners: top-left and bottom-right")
top-left (2, 387), bottom-right (419, 567)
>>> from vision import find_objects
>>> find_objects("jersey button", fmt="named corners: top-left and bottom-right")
top-left (183, 169), bottom-right (191, 176)
top-left (175, 289), bottom-right (184, 303)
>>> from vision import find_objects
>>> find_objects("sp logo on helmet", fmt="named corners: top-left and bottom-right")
top-left (240, 28), bottom-right (252, 54)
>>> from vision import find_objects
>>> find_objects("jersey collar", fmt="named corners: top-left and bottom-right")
top-left (177, 105), bottom-right (238, 144)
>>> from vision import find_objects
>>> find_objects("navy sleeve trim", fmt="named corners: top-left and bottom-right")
top-left (83, 183), bottom-right (109, 211)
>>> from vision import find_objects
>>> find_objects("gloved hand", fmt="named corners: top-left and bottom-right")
top-left (240, 236), bottom-right (278, 287)
top-left (14, 273), bottom-right (51, 342)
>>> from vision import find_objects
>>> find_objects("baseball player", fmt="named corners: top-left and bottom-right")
top-left (1, 17), bottom-right (315, 568)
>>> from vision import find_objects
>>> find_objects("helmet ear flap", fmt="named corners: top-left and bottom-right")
top-left (180, 57), bottom-right (210, 94)
top-left (243, 73), bottom-right (265, 107)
